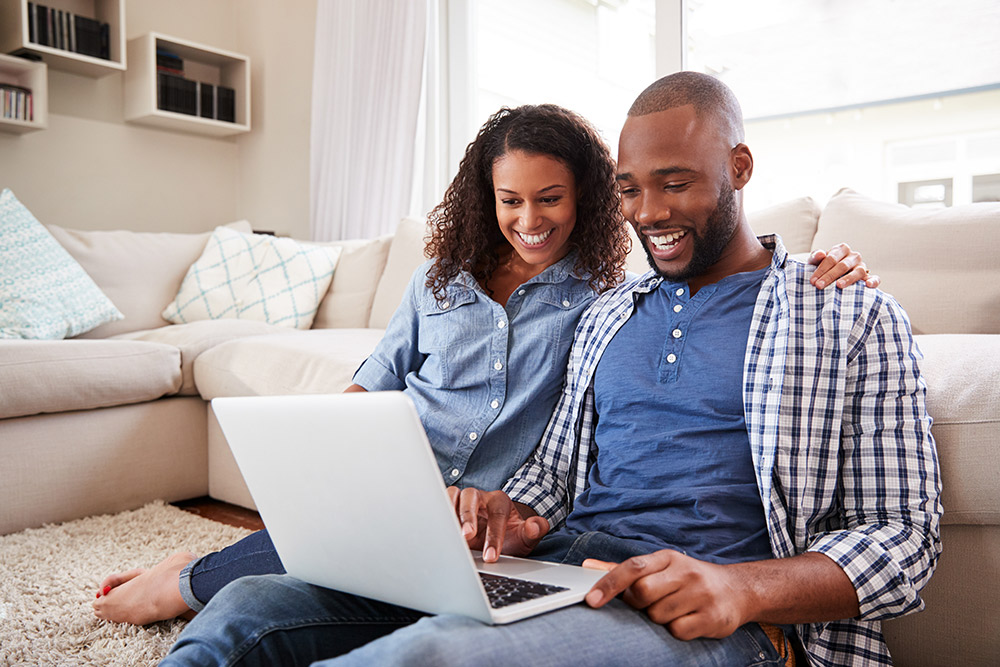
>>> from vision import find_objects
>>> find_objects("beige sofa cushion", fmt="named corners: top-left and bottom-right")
top-left (312, 234), bottom-right (393, 329)
top-left (194, 329), bottom-right (385, 399)
top-left (0, 339), bottom-right (182, 419)
top-left (113, 320), bottom-right (288, 395)
top-left (915, 334), bottom-right (1000, 527)
top-left (813, 189), bottom-right (1000, 334)
top-left (48, 221), bottom-right (252, 339)
top-left (748, 196), bottom-right (822, 255)
top-left (368, 217), bottom-right (429, 329)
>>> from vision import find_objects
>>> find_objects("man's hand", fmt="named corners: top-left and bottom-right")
top-left (446, 487), bottom-right (549, 562)
top-left (808, 243), bottom-right (880, 289)
top-left (582, 550), bottom-right (749, 640)
top-left (582, 550), bottom-right (860, 641)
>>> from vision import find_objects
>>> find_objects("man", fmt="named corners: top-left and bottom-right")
top-left (161, 72), bottom-right (941, 666)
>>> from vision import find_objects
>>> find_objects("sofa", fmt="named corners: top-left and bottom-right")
top-left (1, 188), bottom-right (997, 666)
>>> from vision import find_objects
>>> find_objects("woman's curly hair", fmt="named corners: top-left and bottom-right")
top-left (424, 104), bottom-right (629, 301)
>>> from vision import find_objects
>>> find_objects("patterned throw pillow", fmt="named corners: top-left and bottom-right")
top-left (162, 226), bottom-right (342, 329)
top-left (0, 189), bottom-right (123, 339)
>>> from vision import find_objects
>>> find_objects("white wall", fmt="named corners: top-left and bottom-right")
top-left (0, 0), bottom-right (317, 238)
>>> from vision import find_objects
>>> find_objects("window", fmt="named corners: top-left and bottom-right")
top-left (685, 0), bottom-right (1000, 208)
top-left (470, 0), bottom-right (656, 160)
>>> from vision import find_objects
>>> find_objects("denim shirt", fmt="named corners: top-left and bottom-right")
top-left (353, 254), bottom-right (597, 491)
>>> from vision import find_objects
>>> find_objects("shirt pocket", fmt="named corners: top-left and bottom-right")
top-left (416, 287), bottom-right (482, 350)
top-left (527, 287), bottom-right (593, 371)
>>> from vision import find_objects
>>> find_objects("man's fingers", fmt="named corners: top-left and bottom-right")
top-left (481, 494), bottom-right (513, 562)
top-left (584, 551), bottom-right (677, 608)
top-left (455, 487), bottom-right (486, 540)
top-left (581, 558), bottom-right (617, 571)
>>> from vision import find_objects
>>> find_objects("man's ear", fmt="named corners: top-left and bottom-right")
top-left (731, 143), bottom-right (753, 190)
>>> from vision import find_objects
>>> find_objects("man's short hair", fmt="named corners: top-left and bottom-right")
top-left (628, 71), bottom-right (745, 145)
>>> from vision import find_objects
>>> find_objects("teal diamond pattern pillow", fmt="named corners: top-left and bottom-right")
top-left (162, 226), bottom-right (342, 329)
top-left (0, 189), bottom-right (123, 339)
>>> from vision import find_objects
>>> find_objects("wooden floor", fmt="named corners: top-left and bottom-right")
top-left (172, 497), bottom-right (265, 531)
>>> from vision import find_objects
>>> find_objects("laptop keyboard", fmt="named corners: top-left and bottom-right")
top-left (479, 572), bottom-right (569, 609)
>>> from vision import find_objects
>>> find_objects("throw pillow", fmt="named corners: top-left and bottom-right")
top-left (0, 189), bottom-right (123, 339)
top-left (162, 226), bottom-right (342, 329)
top-left (812, 188), bottom-right (1000, 335)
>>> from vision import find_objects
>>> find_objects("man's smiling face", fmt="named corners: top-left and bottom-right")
top-left (616, 104), bottom-right (743, 284)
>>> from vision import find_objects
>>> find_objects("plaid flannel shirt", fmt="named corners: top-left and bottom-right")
top-left (503, 235), bottom-right (942, 666)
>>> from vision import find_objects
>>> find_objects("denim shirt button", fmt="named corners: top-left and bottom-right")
top-left (441, 301), bottom-right (450, 309)
top-left (491, 399), bottom-right (500, 409)
top-left (494, 360), bottom-right (503, 371)
top-left (469, 432), bottom-right (478, 441)
top-left (450, 468), bottom-right (460, 478)
top-left (562, 299), bottom-right (570, 307)
top-left (518, 289), bottom-right (526, 296)
top-left (497, 320), bottom-right (506, 329)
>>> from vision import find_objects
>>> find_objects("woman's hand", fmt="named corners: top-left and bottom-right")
top-left (807, 243), bottom-right (880, 289)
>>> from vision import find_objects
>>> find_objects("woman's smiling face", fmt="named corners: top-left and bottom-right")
top-left (492, 150), bottom-right (578, 272)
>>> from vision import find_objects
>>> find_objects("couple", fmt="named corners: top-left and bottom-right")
top-left (106, 72), bottom-right (940, 666)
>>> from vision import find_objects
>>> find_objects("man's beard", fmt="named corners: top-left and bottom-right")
top-left (641, 186), bottom-right (740, 282)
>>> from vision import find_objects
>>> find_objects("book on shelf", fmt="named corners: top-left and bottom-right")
top-left (1, 84), bottom-right (34, 122)
top-left (216, 86), bottom-right (236, 123)
top-left (26, 2), bottom-right (111, 60)
top-left (155, 74), bottom-right (238, 124)
top-left (157, 72), bottom-right (198, 116)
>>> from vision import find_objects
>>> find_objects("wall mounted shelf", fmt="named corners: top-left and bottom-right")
top-left (124, 32), bottom-right (250, 137)
top-left (0, 0), bottom-right (126, 77)
top-left (0, 52), bottom-right (47, 133)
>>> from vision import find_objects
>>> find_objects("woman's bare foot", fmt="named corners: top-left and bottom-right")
top-left (92, 551), bottom-right (198, 625)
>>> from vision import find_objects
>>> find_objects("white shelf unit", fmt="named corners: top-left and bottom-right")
top-left (0, 52), bottom-right (47, 133)
top-left (124, 32), bottom-right (250, 137)
top-left (0, 0), bottom-right (126, 77)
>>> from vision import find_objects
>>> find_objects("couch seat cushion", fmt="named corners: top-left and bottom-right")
top-left (113, 320), bottom-right (290, 395)
top-left (194, 329), bottom-right (385, 399)
top-left (915, 334), bottom-right (1000, 527)
top-left (0, 339), bottom-right (182, 419)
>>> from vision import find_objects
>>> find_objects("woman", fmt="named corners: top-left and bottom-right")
top-left (93, 104), bottom-right (873, 625)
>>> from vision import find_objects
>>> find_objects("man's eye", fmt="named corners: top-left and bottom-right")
top-left (620, 188), bottom-right (639, 197)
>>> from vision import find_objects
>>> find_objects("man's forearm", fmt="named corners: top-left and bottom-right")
top-left (733, 551), bottom-right (860, 625)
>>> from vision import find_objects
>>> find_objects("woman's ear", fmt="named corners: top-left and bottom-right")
top-left (731, 143), bottom-right (753, 190)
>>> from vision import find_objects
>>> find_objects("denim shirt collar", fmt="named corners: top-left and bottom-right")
top-left (452, 249), bottom-right (583, 292)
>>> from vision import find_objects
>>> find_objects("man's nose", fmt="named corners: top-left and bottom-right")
top-left (634, 194), bottom-right (668, 227)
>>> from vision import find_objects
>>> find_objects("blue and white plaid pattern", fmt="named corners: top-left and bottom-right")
top-left (163, 227), bottom-right (342, 329)
top-left (504, 235), bottom-right (942, 666)
top-left (0, 188), bottom-right (122, 339)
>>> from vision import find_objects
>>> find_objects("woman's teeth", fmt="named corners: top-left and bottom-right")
top-left (518, 229), bottom-right (553, 245)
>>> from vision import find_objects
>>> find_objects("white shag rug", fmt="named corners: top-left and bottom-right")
top-left (0, 501), bottom-right (253, 666)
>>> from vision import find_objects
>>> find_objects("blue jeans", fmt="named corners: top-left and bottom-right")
top-left (162, 531), bottom-right (791, 667)
top-left (179, 529), bottom-right (285, 612)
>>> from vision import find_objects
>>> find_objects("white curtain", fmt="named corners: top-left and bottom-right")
top-left (310, 0), bottom-right (428, 241)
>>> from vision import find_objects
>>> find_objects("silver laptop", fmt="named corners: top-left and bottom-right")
top-left (212, 391), bottom-right (605, 624)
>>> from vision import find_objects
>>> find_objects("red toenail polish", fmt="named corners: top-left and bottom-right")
top-left (103, 585), bottom-right (112, 595)
top-left (96, 591), bottom-right (101, 598)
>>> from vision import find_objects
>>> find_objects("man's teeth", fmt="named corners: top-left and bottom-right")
top-left (518, 229), bottom-right (553, 245)
top-left (650, 231), bottom-right (687, 248)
